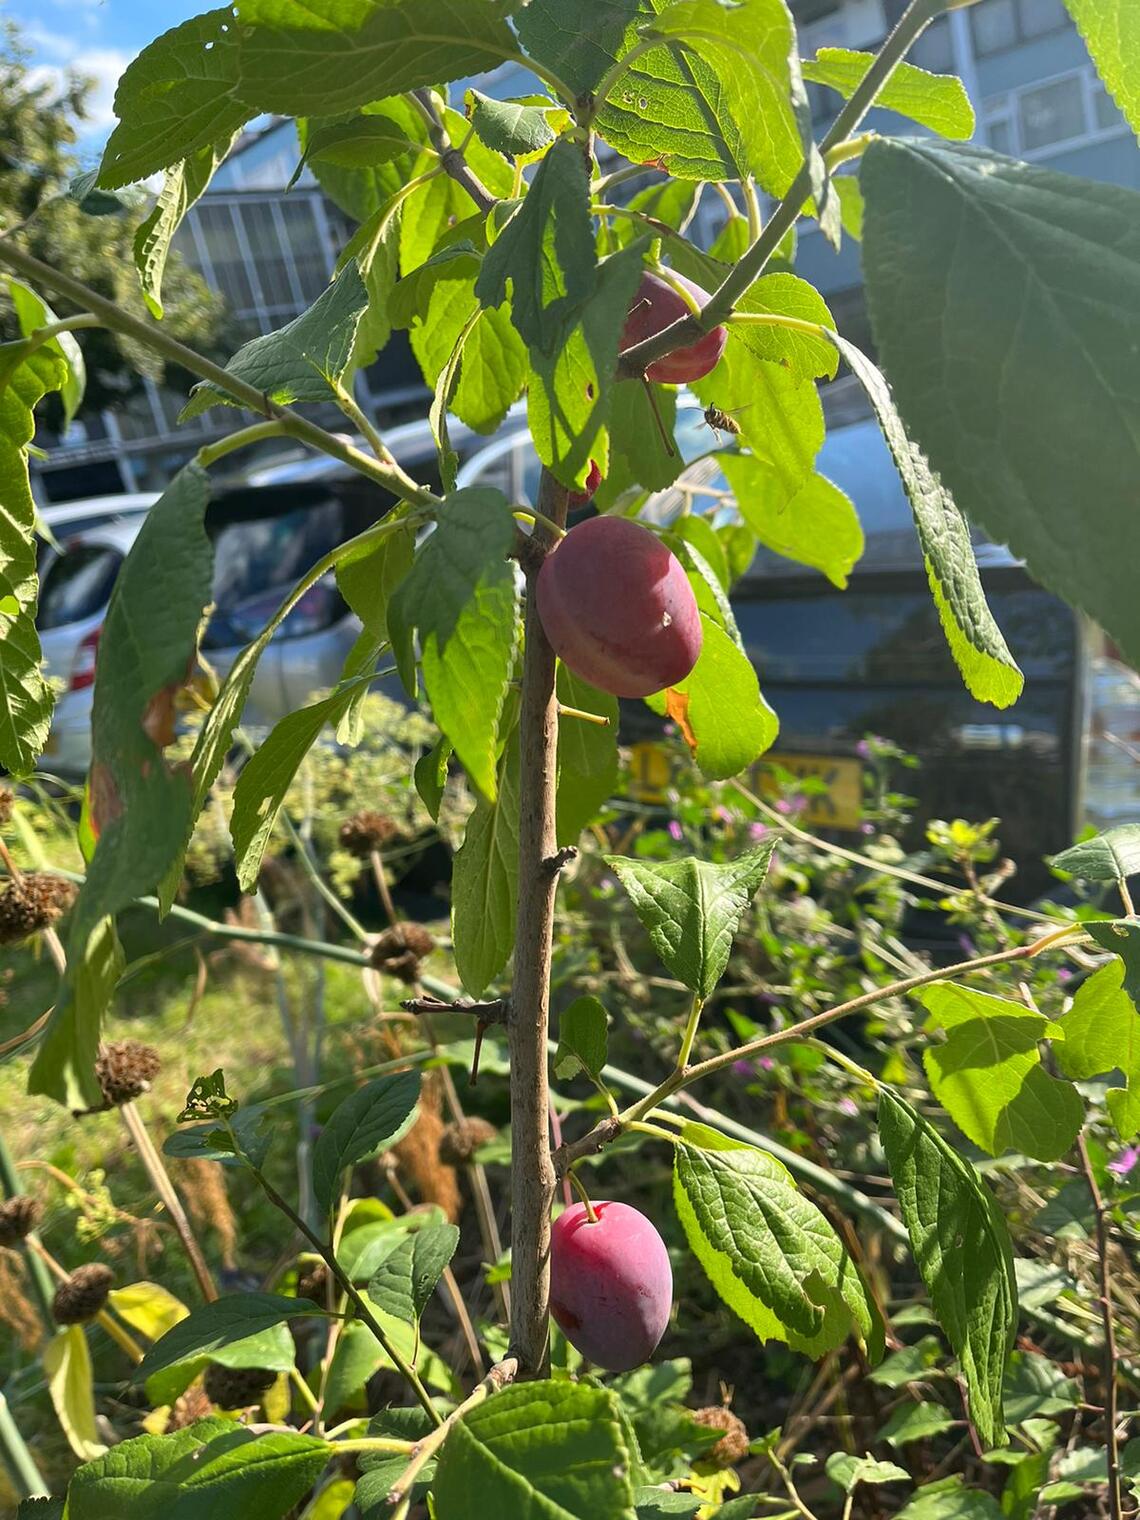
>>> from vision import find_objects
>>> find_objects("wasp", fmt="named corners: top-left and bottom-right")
top-left (702, 403), bottom-right (744, 440)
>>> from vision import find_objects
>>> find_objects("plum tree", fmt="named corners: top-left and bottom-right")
top-left (536, 516), bottom-right (702, 698)
top-left (549, 1200), bottom-right (673, 1372)
top-left (619, 271), bottom-right (727, 383)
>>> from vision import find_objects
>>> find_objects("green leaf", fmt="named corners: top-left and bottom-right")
top-left (1088, 916), bottom-right (1140, 1007)
top-left (67, 1421), bottom-right (329, 1520)
top-left (918, 982), bottom-right (1083, 1163)
top-left (878, 1087), bottom-right (1016, 1448)
top-left (868, 1336), bottom-right (945, 1389)
top-left (692, 335), bottom-right (823, 510)
top-left (834, 175), bottom-right (864, 240)
top-left (136, 1295), bottom-right (326, 1405)
top-left (878, 1400), bottom-right (957, 1448)
top-left (556, 666), bottom-right (618, 845)
top-left (553, 995), bottom-right (609, 1081)
top-left (646, 614), bottom-right (779, 780)
top-left (302, 97), bottom-right (426, 223)
top-left (414, 735), bottom-right (452, 822)
top-left (44, 1326), bottom-right (105, 1463)
top-left (669, 515), bottom-right (729, 592)
top-left (1063, 0), bottom-right (1140, 138)
top-left (232, 0), bottom-right (517, 117)
top-left (365, 1221), bottom-right (460, 1325)
top-left (16, 1500), bottom-right (64, 1519)
top-left (803, 49), bottom-right (974, 138)
top-left (99, 10), bottom-right (251, 188)
top-left (1002, 1351), bottom-right (1080, 1423)
top-left (302, 113), bottom-right (419, 171)
top-left (1050, 825), bottom-right (1140, 882)
top-left (134, 140), bottom-right (231, 319)
top-left (826, 1452), bottom-right (910, 1493)
top-left (312, 1070), bottom-right (421, 1217)
top-left (605, 381), bottom-right (682, 496)
top-left (389, 488), bottom-right (520, 801)
top-left (8, 280), bottom-right (85, 427)
top-left (401, 174), bottom-right (477, 278)
top-left (830, 333), bottom-right (1023, 709)
top-left (30, 919), bottom-right (124, 1114)
top-left (718, 458), bottom-right (862, 588)
top-left (335, 524), bottom-right (414, 743)
top-left (673, 1140), bottom-right (883, 1360)
top-left (477, 140), bottom-right (597, 356)
top-left (467, 90), bottom-right (556, 156)
top-left (182, 262), bottom-right (368, 417)
top-left (861, 138), bottom-right (1140, 674)
top-left (30, 467), bottom-right (213, 1107)
top-left (606, 843), bottom-right (776, 1000)
top-left (451, 723), bottom-right (520, 997)
top-left (432, 1379), bottom-right (636, 1519)
top-left (0, 338), bottom-right (64, 775)
top-left (1057, 955), bottom-right (1140, 1141)
top-left (896, 1482), bottom-right (1003, 1520)
top-left (726, 274), bottom-right (838, 383)
top-left (528, 242), bottom-right (646, 490)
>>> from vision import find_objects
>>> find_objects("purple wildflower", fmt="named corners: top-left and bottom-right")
top-left (1108, 1146), bottom-right (1139, 1178)
top-left (749, 823), bottom-right (768, 841)
top-left (668, 820), bottom-right (683, 841)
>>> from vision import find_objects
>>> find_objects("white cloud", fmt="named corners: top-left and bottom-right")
top-left (26, 39), bottom-right (130, 135)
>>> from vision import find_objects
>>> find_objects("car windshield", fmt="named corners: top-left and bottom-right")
top-left (38, 544), bottom-right (123, 630)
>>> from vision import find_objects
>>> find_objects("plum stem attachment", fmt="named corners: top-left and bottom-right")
top-left (513, 507), bottom-right (567, 540)
top-left (567, 1169), bottom-right (600, 1223)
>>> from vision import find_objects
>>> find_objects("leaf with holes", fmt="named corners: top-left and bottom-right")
top-left (606, 843), bottom-right (775, 1000)
top-left (878, 1087), bottom-right (1017, 1448)
top-left (366, 1222), bottom-right (460, 1328)
top-left (803, 49), bottom-right (974, 138)
top-left (134, 139), bottom-right (232, 319)
top-left (388, 489), bottom-right (520, 801)
top-left (861, 139), bottom-right (1140, 673)
top-left (99, 10), bottom-right (252, 187)
top-left (182, 262), bottom-right (368, 417)
top-left (312, 1071), bottom-right (422, 1217)
top-left (919, 982), bottom-right (1083, 1162)
top-left (674, 1140), bottom-right (883, 1360)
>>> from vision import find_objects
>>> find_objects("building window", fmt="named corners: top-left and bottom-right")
top-left (278, 199), bottom-right (333, 302)
top-left (970, 0), bottom-right (1070, 58)
top-left (983, 66), bottom-right (1129, 157)
top-left (909, 15), bottom-right (954, 75)
top-left (193, 204), bottom-right (256, 314)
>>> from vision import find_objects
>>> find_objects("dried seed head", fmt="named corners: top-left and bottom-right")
top-left (53, 1263), bottom-right (114, 1325)
top-left (0, 1195), bottom-right (41, 1248)
top-left (692, 1406), bottom-right (750, 1468)
top-left (0, 788), bottom-right (13, 828)
top-left (369, 923), bottom-right (434, 984)
top-left (296, 1263), bottom-right (330, 1304)
top-left (0, 875), bottom-right (78, 945)
top-left (95, 1042), bottom-right (162, 1107)
top-left (203, 1362), bottom-right (278, 1409)
top-left (438, 1117), bottom-right (499, 1167)
top-left (339, 810), bottom-right (400, 858)
top-left (166, 1382), bottom-right (214, 1431)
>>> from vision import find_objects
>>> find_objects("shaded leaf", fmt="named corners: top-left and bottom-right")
top-left (826, 1452), bottom-right (910, 1493)
top-left (878, 1087), bottom-right (1016, 1448)
top-left (467, 90), bottom-right (556, 156)
top-left (451, 723), bottom-right (520, 997)
top-left (861, 139), bottom-right (1140, 673)
top-left (182, 263), bottom-right (368, 417)
top-left (134, 140), bottom-right (231, 319)
top-left (312, 1070), bottom-right (421, 1216)
top-left (136, 1295), bottom-right (326, 1405)
top-left (365, 1222), bottom-right (460, 1325)
top-left (389, 488), bottom-right (520, 801)
top-left (556, 666), bottom-right (619, 845)
top-left (553, 995), bottom-right (609, 1081)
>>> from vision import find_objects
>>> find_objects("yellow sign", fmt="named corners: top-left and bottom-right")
top-left (755, 752), bottom-right (864, 831)
top-left (628, 740), bottom-right (673, 801)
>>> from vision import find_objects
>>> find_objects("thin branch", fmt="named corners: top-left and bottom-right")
top-left (1077, 1130), bottom-right (1123, 1520)
top-left (615, 0), bottom-right (943, 379)
top-left (412, 90), bottom-right (496, 216)
top-left (0, 239), bottom-right (439, 508)
top-left (387, 1358), bottom-right (518, 1514)
top-left (119, 1102), bottom-right (218, 1304)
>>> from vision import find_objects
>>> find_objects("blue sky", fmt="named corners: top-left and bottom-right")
top-left (6, 0), bottom-right (205, 153)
